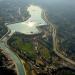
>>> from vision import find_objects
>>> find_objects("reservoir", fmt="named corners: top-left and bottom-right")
top-left (7, 5), bottom-right (47, 35)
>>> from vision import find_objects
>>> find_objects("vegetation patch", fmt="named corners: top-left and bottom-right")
top-left (8, 34), bottom-right (36, 60)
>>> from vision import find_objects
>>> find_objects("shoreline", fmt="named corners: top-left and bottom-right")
top-left (0, 50), bottom-right (18, 75)
top-left (5, 5), bottom-right (75, 75)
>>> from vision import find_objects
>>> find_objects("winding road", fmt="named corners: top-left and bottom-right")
top-left (43, 11), bottom-right (75, 66)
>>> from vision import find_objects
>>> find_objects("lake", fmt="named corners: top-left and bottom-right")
top-left (7, 5), bottom-right (47, 35)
